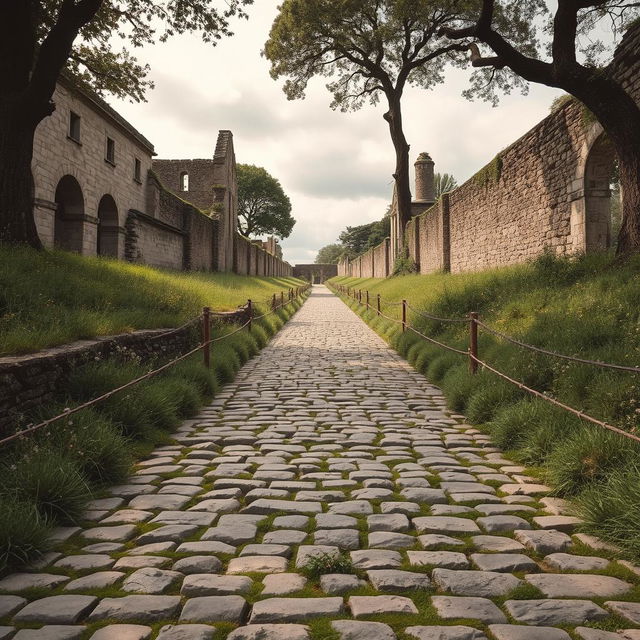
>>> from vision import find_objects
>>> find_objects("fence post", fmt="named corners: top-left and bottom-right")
top-left (202, 307), bottom-right (211, 368)
top-left (272, 293), bottom-right (277, 310)
top-left (358, 289), bottom-right (362, 304)
top-left (377, 294), bottom-right (381, 316)
top-left (247, 299), bottom-right (253, 332)
top-left (280, 291), bottom-right (284, 308)
top-left (366, 290), bottom-right (370, 308)
top-left (470, 311), bottom-right (479, 374)
top-left (402, 300), bottom-right (407, 332)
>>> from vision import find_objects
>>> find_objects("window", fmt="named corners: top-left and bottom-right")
top-left (69, 111), bottom-right (81, 142)
top-left (105, 136), bottom-right (115, 165)
top-left (134, 158), bottom-right (142, 183)
top-left (180, 171), bottom-right (189, 192)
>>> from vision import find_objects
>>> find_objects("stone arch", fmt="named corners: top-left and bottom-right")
top-left (97, 194), bottom-right (120, 257)
top-left (54, 175), bottom-right (84, 252)
top-left (583, 131), bottom-right (619, 251)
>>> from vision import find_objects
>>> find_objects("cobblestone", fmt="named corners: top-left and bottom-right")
top-left (1, 287), bottom-right (636, 638)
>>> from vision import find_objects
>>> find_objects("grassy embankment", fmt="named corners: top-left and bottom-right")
top-left (330, 252), bottom-right (640, 559)
top-left (0, 245), bottom-right (307, 570)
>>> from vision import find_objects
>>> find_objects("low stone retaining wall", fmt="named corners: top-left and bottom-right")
top-left (0, 306), bottom-right (250, 433)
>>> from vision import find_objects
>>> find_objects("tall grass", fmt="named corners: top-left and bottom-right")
top-left (0, 244), bottom-right (303, 355)
top-left (331, 251), bottom-right (640, 560)
top-left (0, 285), bottom-right (306, 572)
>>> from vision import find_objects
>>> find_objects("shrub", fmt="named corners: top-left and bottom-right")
top-left (158, 378), bottom-right (201, 418)
top-left (426, 354), bottom-right (459, 384)
top-left (466, 381), bottom-right (520, 424)
top-left (172, 359), bottom-right (218, 398)
top-left (441, 365), bottom-right (478, 412)
top-left (301, 552), bottom-right (355, 579)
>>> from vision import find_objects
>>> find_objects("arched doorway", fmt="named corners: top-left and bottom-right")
top-left (584, 133), bottom-right (620, 251)
top-left (97, 194), bottom-right (119, 257)
top-left (54, 175), bottom-right (84, 252)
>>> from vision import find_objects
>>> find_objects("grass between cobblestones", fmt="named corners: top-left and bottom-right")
top-left (0, 293), bottom-right (307, 573)
top-left (329, 251), bottom-right (640, 560)
top-left (0, 244), bottom-right (303, 355)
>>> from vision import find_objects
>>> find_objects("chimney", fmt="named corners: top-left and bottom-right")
top-left (414, 152), bottom-right (435, 202)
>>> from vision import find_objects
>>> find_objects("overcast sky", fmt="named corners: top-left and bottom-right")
top-left (112, 2), bottom-right (562, 265)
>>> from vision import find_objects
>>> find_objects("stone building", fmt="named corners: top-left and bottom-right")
top-left (31, 76), bottom-right (292, 277)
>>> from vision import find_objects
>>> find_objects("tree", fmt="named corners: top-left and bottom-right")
top-left (0, 0), bottom-right (252, 249)
top-left (434, 172), bottom-right (458, 198)
top-left (264, 0), bottom-right (476, 247)
top-left (441, 1), bottom-right (640, 255)
top-left (315, 243), bottom-right (344, 264)
top-left (237, 164), bottom-right (295, 239)
top-left (339, 215), bottom-right (391, 257)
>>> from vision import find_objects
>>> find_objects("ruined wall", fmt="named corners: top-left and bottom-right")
top-left (373, 239), bottom-right (390, 278)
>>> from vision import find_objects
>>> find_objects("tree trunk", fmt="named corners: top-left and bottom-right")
top-left (384, 96), bottom-right (412, 247)
top-left (0, 97), bottom-right (42, 249)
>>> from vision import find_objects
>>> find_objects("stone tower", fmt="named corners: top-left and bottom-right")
top-left (414, 152), bottom-right (435, 203)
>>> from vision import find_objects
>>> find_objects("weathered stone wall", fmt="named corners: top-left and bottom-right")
top-left (235, 234), bottom-right (250, 275)
top-left (373, 239), bottom-right (390, 278)
top-left (32, 75), bottom-right (155, 258)
top-left (125, 211), bottom-right (185, 270)
top-left (293, 264), bottom-right (338, 283)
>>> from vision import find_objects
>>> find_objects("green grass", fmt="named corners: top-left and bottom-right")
top-left (0, 244), bottom-right (303, 355)
top-left (0, 269), bottom-right (308, 573)
top-left (330, 250), bottom-right (640, 560)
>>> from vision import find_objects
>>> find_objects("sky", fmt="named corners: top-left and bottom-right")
top-left (112, 2), bottom-right (563, 265)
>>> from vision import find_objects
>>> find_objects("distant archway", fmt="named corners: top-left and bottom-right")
top-left (584, 132), bottom-right (620, 251)
top-left (54, 175), bottom-right (84, 252)
top-left (97, 194), bottom-right (119, 257)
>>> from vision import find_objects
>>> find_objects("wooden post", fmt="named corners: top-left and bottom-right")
top-left (272, 293), bottom-right (277, 310)
top-left (247, 299), bottom-right (253, 332)
top-left (470, 311), bottom-right (479, 374)
top-left (280, 291), bottom-right (284, 308)
top-left (402, 300), bottom-right (407, 332)
top-left (377, 294), bottom-right (381, 316)
top-left (366, 290), bottom-right (370, 308)
top-left (358, 289), bottom-right (362, 304)
top-left (202, 307), bottom-right (211, 368)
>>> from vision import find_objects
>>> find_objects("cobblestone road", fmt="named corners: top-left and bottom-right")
top-left (2, 286), bottom-right (640, 640)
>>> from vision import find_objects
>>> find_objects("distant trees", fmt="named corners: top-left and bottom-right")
top-left (237, 164), bottom-right (295, 239)
top-left (315, 244), bottom-right (344, 264)
top-left (434, 172), bottom-right (458, 199)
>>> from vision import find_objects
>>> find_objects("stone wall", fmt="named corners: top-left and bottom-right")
top-left (293, 264), bottom-right (338, 283)
top-left (337, 238), bottom-right (390, 279)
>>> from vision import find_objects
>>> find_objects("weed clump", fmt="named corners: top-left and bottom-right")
top-left (301, 553), bottom-right (355, 579)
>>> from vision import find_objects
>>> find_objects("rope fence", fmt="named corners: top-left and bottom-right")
top-left (0, 284), bottom-right (311, 449)
top-left (331, 282), bottom-right (640, 443)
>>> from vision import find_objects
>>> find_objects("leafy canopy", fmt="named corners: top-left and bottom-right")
top-left (434, 172), bottom-right (458, 198)
top-left (339, 214), bottom-right (391, 258)
top-left (315, 244), bottom-right (345, 264)
top-left (38, 0), bottom-right (253, 102)
top-left (237, 164), bottom-right (295, 239)
top-left (264, 0), bottom-right (484, 113)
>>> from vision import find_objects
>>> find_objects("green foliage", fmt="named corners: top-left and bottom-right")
top-left (315, 243), bottom-right (345, 264)
top-left (550, 94), bottom-right (574, 112)
top-left (0, 244), bottom-right (303, 356)
top-left (339, 217), bottom-right (391, 259)
top-left (393, 247), bottom-right (418, 276)
top-left (0, 496), bottom-right (51, 573)
top-left (434, 172), bottom-right (458, 198)
top-left (472, 154), bottom-right (503, 188)
top-left (237, 164), bottom-right (295, 239)
top-left (301, 552), bottom-right (355, 579)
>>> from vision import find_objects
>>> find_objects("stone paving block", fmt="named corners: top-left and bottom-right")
top-left (470, 554), bottom-right (537, 573)
top-left (181, 575), bottom-right (253, 596)
top-left (368, 531), bottom-right (416, 549)
top-left (367, 514), bottom-right (410, 532)
top-left (172, 556), bottom-right (223, 575)
top-left (543, 553), bottom-right (608, 571)
top-left (351, 550), bottom-right (402, 570)
top-left (405, 626), bottom-right (487, 640)
top-left (242, 499), bottom-right (322, 515)
top-left (137, 525), bottom-right (199, 544)
top-left (296, 545), bottom-right (340, 568)
top-left (320, 574), bottom-right (366, 594)
top-left (604, 602), bottom-right (640, 624)
top-left (54, 555), bottom-right (115, 571)
top-left (431, 596), bottom-right (507, 623)
top-left (574, 628), bottom-right (623, 640)
top-left (13, 595), bottom-right (97, 624)
top-left (400, 489), bottom-right (447, 504)
top-left (82, 525), bottom-right (136, 542)
top-left (228, 556), bottom-right (288, 574)
top-left (471, 536), bottom-right (526, 553)
top-left (262, 573), bottom-right (307, 595)
top-left (176, 541), bottom-right (235, 555)
top-left (227, 625), bottom-right (310, 640)
top-left (65, 572), bottom-right (125, 591)
top-left (156, 625), bottom-right (217, 640)
top-left (367, 570), bottom-right (431, 592)
top-left (413, 517), bottom-right (480, 535)
top-left (179, 596), bottom-right (248, 623)
top-left (329, 500), bottom-right (373, 515)
top-left (316, 514), bottom-right (358, 529)
top-left (477, 516), bottom-right (531, 533)
top-left (315, 529), bottom-right (360, 549)
top-left (0, 595), bottom-right (26, 617)
top-left (249, 597), bottom-right (343, 623)
top-left (504, 600), bottom-right (607, 624)
top-left (89, 625), bottom-right (152, 639)
top-left (12, 627), bottom-right (85, 640)
top-left (88, 596), bottom-right (182, 622)
top-left (532, 516), bottom-right (582, 532)
top-left (407, 551), bottom-right (469, 569)
top-left (130, 495), bottom-right (190, 510)
top-left (488, 625), bottom-right (571, 640)
top-left (123, 568), bottom-right (182, 594)
top-left (418, 535), bottom-right (465, 549)
top-left (514, 530), bottom-right (572, 554)
top-left (0, 573), bottom-right (69, 591)
top-left (525, 574), bottom-right (631, 598)
top-left (201, 525), bottom-right (257, 544)
top-left (332, 620), bottom-right (396, 640)
top-left (432, 568), bottom-right (521, 597)
top-left (114, 556), bottom-right (172, 570)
